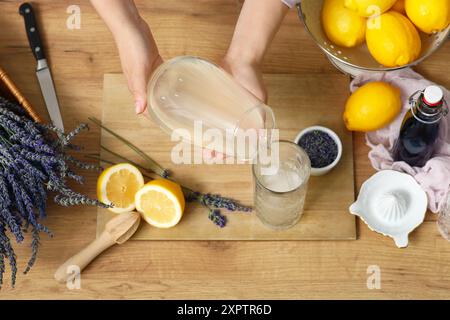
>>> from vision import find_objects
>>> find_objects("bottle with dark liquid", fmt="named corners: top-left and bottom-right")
top-left (393, 85), bottom-right (448, 167)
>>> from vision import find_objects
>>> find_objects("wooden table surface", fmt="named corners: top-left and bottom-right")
top-left (0, 0), bottom-right (449, 299)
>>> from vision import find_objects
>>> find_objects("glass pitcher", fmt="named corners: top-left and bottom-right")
top-left (146, 56), bottom-right (275, 161)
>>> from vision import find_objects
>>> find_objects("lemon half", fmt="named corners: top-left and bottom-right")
top-left (97, 163), bottom-right (144, 213)
top-left (135, 179), bottom-right (185, 229)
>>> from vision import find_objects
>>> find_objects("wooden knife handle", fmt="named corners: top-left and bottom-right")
top-left (19, 2), bottom-right (46, 61)
top-left (54, 231), bottom-right (116, 284)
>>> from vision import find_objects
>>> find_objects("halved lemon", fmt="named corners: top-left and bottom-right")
top-left (97, 163), bottom-right (145, 213)
top-left (135, 179), bottom-right (185, 228)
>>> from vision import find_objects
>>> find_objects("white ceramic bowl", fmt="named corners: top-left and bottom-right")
top-left (294, 126), bottom-right (343, 176)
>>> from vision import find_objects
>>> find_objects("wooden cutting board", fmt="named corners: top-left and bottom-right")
top-left (97, 73), bottom-right (356, 240)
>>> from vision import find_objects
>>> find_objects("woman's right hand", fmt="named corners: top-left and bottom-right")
top-left (114, 18), bottom-right (163, 114)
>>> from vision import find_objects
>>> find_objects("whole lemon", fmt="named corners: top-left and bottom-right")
top-left (405, 0), bottom-right (450, 34)
top-left (366, 11), bottom-right (421, 67)
top-left (392, 0), bottom-right (406, 13)
top-left (322, 0), bottom-right (367, 48)
top-left (343, 81), bottom-right (402, 132)
top-left (345, 0), bottom-right (397, 17)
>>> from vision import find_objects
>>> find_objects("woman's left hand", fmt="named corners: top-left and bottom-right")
top-left (221, 55), bottom-right (267, 103)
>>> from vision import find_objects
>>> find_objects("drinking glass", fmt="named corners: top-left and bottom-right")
top-left (252, 140), bottom-right (311, 230)
top-left (147, 56), bottom-right (275, 161)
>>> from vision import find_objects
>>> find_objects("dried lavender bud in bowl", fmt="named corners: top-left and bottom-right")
top-left (295, 126), bottom-right (343, 177)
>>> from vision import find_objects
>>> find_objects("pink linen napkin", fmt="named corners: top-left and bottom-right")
top-left (350, 68), bottom-right (450, 214)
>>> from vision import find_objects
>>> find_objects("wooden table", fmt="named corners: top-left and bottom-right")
top-left (0, 0), bottom-right (449, 299)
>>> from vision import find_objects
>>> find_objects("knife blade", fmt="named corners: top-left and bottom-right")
top-left (19, 2), bottom-right (64, 131)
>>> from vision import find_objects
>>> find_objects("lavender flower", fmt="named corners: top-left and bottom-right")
top-left (64, 154), bottom-right (102, 171)
top-left (0, 254), bottom-right (4, 288)
top-left (54, 194), bottom-right (110, 208)
top-left (0, 222), bottom-right (17, 287)
top-left (208, 209), bottom-right (227, 228)
top-left (23, 226), bottom-right (40, 275)
top-left (63, 123), bottom-right (89, 145)
top-left (191, 192), bottom-right (252, 212)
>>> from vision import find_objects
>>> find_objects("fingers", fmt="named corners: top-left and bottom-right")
top-left (127, 72), bottom-right (149, 114)
top-left (134, 96), bottom-right (147, 115)
top-left (254, 84), bottom-right (268, 104)
top-left (220, 57), bottom-right (268, 103)
top-left (129, 56), bottom-right (163, 115)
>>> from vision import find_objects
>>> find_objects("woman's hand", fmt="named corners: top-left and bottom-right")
top-left (221, 55), bottom-right (267, 103)
top-left (223, 0), bottom-right (289, 103)
top-left (115, 18), bottom-right (163, 114)
top-left (90, 0), bottom-right (162, 114)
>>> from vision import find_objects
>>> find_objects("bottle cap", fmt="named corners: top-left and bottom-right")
top-left (423, 85), bottom-right (443, 106)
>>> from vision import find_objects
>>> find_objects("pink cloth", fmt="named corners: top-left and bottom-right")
top-left (350, 68), bottom-right (450, 214)
top-left (282, 0), bottom-right (301, 8)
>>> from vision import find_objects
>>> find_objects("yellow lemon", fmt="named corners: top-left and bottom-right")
top-left (343, 81), bottom-right (402, 132)
top-left (392, 0), bottom-right (406, 13)
top-left (345, 0), bottom-right (397, 17)
top-left (322, 0), bottom-right (367, 48)
top-left (405, 0), bottom-right (450, 34)
top-left (97, 163), bottom-right (145, 213)
top-left (135, 179), bottom-right (185, 229)
top-left (366, 11), bottom-right (421, 67)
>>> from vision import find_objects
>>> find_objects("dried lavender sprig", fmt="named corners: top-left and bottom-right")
top-left (208, 209), bottom-right (227, 228)
top-left (64, 154), bottom-right (102, 171)
top-left (66, 170), bottom-right (84, 184)
top-left (0, 254), bottom-right (4, 288)
top-left (0, 209), bottom-right (23, 243)
top-left (5, 170), bottom-right (28, 223)
top-left (89, 117), bottom-right (169, 178)
top-left (46, 179), bottom-right (108, 209)
top-left (62, 123), bottom-right (89, 145)
top-left (0, 173), bottom-right (11, 207)
top-left (19, 171), bottom-right (46, 219)
top-left (191, 192), bottom-right (252, 213)
top-left (54, 194), bottom-right (111, 208)
top-left (0, 222), bottom-right (17, 287)
top-left (23, 226), bottom-right (40, 274)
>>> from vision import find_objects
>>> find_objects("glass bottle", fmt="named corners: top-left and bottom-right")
top-left (393, 85), bottom-right (448, 167)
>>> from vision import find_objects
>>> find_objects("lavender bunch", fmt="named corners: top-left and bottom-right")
top-left (0, 96), bottom-right (108, 288)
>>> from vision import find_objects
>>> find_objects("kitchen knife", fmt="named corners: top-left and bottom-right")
top-left (19, 2), bottom-right (64, 131)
